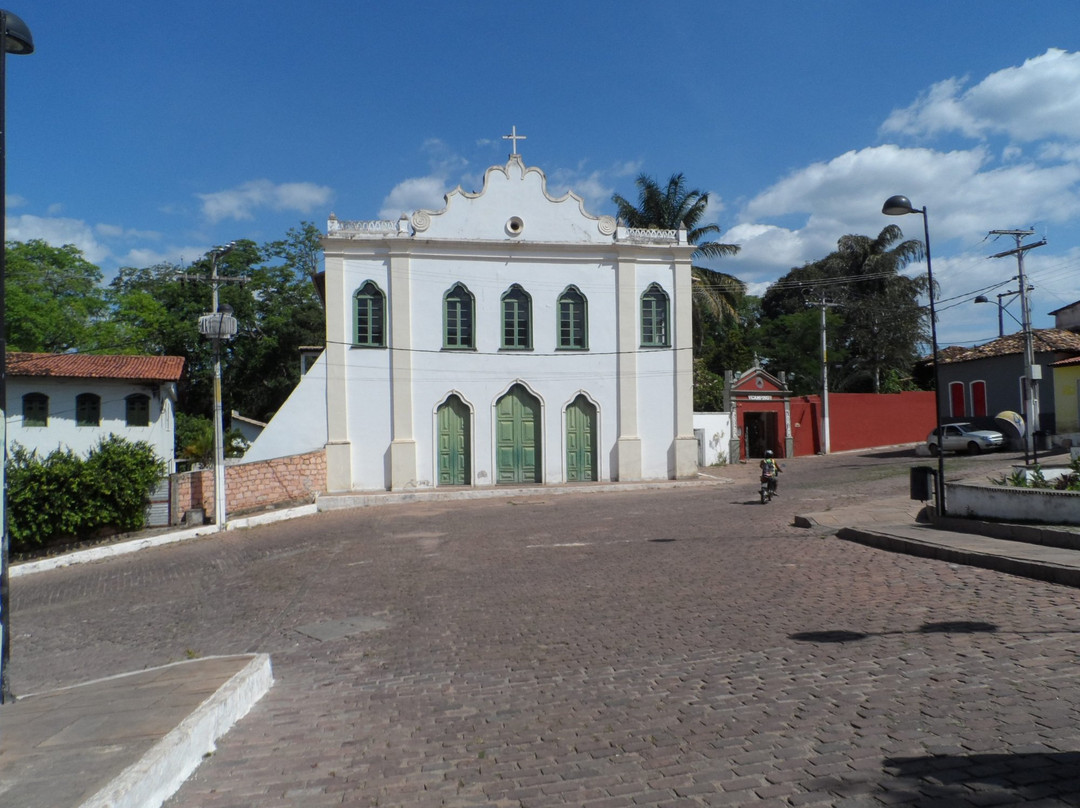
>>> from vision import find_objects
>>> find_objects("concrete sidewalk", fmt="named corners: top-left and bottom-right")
top-left (0, 654), bottom-right (272, 808)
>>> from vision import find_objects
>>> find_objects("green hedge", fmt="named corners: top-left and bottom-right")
top-left (7, 435), bottom-right (166, 552)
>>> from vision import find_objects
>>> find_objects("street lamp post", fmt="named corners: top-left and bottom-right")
top-left (0, 8), bottom-right (33, 705)
top-left (974, 289), bottom-right (1020, 339)
top-left (882, 195), bottom-right (946, 515)
top-left (198, 244), bottom-right (238, 531)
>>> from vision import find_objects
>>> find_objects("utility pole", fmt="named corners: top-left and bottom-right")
top-left (819, 297), bottom-right (841, 454)
top-left (989, 230), bottom-right (1046, 462)
top-left (180, 244), bottom-right (247, 529)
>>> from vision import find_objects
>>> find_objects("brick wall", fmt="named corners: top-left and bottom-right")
top-left (172, 449), bottom-right (327, 524)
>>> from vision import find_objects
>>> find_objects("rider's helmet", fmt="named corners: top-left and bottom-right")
top-left (765, 450), bottom-right (774, 457)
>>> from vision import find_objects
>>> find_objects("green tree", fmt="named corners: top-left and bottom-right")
top-left (760, 225), bottom-right (927, 393)
top-left (698, 294), bottom-right (761, 380)
top-left (227, 229), bottom-right (325, 421)
top-left (693, 357), bottom-right (726, 412)
top-left (612, 173), bottom-right (745, 346)
top-left (4, 240), bottom-right (108, 352)
top-left (106, 232), bottom-right (324, 423)
top-left (264, 222), bottom-right (325, 292)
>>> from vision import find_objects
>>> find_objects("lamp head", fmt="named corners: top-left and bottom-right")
top-left (882, 195), bottom-right (917, 216)
top-left (2, 10), bottom-right (33, 55)
top-left (974, 295), bottom-right (989, 304)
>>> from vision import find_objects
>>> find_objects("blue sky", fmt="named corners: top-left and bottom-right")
top-left (8, 1), bottom-right (1080, 346)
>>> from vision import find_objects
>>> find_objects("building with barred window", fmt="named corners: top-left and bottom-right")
top-left (244, 150), bottom-right (698, 491)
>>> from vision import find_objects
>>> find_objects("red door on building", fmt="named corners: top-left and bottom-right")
top-left (949, 382), bottom-right (966, 417)
top-left (971, 381), bottom-right (987, 417)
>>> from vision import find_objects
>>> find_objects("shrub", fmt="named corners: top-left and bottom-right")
top-left (6, 435), bottom-right (165, 552)
top-left (176, 412), bottom-right (248, 468)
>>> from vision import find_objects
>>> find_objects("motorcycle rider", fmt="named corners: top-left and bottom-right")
top-left (759, 450), bottom-right (781, 496)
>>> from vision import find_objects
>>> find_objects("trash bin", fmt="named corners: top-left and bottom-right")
top-left (910, 466), bottom-right (935, 501)
top-left (1035, 431), bottom-right (1051, 452)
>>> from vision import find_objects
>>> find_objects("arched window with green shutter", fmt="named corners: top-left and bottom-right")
top-left (557, 285), bottom-right (588, 350)
top-left (126, 393), bottom-right (151, 427)
top-left (22, 392), bottom-right (48, 427)
top-left (640, 283), bottom-right (670, 347)
top-left (76, 393), bottom-right (101, 427)
top-left (444, 283), bottom-right (475, 349)
top-left (501, 284), bottom-right (532, 350)
top-left (354, 281), bottom-right (386, 347)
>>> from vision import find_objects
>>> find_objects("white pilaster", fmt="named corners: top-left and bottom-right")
top-left (388, 246), bottom-right (417, 488)
top-left (323, 249), bottom-right (352, 491)
top-left (615, 252), bottom-right (641, 480)
top-left (672, 247), bottom-right (698, 478)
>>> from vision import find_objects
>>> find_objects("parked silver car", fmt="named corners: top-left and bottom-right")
top-left (927, 422), bottom-right (1005, 455)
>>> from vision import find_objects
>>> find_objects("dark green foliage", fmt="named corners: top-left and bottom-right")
top-left (6, 436), bottom-right (165, 551)
top-left (6, 445), bottom-right (84, 544)
top-left (103, 224), bottom-right (325, 423)
top-left (175, 412), bottom-right (248, 466)
top-left (693, 358), bottom-right (726, 412)
top-left (4, 240), bottom-right (109, 352)
top-left (82, 438), bottom-right (166, 533)
top-left (759, 225), bottom-right (928, 393)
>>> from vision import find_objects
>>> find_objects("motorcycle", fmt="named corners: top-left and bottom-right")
top-left (760, 471), bottom-right (777, 504)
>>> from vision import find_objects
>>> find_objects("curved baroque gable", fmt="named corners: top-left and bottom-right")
top-left (411, 155), bottom-right (616, 243)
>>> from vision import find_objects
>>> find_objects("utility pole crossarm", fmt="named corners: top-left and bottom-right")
top-left (174, 272), bottom-right (249, 284)
top-left (988, 240), bottom-right (1047, 260)
top-left (987, 230), bottom-right (1046, 463)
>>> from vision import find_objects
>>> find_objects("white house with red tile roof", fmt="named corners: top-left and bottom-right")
top-left (6, 352), bottom-right (185, 470)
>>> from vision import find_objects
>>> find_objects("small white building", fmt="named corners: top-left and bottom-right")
top-left (245, 149), bottom-right (699, 491)
top-left (6, 352), bottom-right (184, 470)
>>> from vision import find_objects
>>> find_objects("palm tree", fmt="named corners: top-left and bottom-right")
top-left (612, 173), bottom-right (745, 337)
top-left (832, 224), bottom-right (928, 392)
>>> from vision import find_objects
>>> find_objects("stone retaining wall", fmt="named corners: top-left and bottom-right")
top-left (172, 450), bottom-right (326, 524)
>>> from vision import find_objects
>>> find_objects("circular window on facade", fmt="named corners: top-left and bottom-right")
top-left (506, 216), bottom-right (524, 236)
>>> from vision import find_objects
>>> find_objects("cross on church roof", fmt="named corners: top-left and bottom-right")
top-left (503, 125), bottom-right (526, 156)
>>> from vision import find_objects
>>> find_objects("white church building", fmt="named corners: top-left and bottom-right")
top-left (244, 144), bottom-right (699, 491)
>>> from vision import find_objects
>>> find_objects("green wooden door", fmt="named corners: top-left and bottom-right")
top-left (565, 395), bottom-right (597, 482)
top-left (496, 385), bottom-right (541, 484)
top-left (437, 395), bottom-right (470, 486)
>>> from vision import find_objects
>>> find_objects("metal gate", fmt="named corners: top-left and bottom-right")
top-left (144, 478), bottom-right (171, 527)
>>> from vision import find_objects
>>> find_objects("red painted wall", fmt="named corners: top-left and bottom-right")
top-left (783, 392), bottom-right (935, 455)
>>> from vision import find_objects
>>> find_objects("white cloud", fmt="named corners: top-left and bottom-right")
top-left (96, 223), bottom-right (162, 240)
top-left (7, 214), bottom-right (110, 264)
top-left (197, 179), bottom-right (334, 223)
top-left (882, 48), bottom-right (1080, 142)
top-left (725, 222), bottom-right (833, 287)
top-left (118, 244), bottom-right (210, 270)
top-left (730, 142), bottom-right (1080, 288)
top-left (379, 175), bottom-right (452, 220)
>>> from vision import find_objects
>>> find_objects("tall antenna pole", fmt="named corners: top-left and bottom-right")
top-left (989, 230), bottom-right (1046, 462)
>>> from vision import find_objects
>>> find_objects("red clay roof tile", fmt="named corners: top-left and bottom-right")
top-left (6, 352), bottom-right (185, 381)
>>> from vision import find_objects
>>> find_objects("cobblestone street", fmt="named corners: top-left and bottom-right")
top-left (10, 450), bottom-right (1080, 806)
